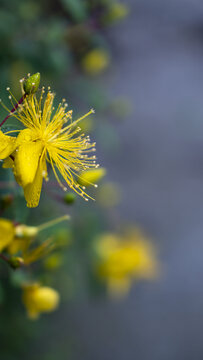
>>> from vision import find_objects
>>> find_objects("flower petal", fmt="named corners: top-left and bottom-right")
top-left (3, 156), bottom-right (14, 169)
top-left (0, 131), bottom-right (16, 159)
top-left (14, 140), bottom-right (43, 187)
top-left (23, 159), bottom-right (46, 208)
top-left (0, 219), bottom-right (15, 251)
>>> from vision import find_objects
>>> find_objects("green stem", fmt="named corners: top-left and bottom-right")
top-left (0, 253), bottom-right (9, 264)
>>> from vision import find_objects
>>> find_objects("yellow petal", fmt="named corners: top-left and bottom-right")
top-left (23, 159), bottom-right (45, 207)
top-left (7, 237), bottom-right (31, 255)
top-left (14, 140), bottom-right (43, 187)
top-left (0, 131), bottom-right (16, 159)
top-left (16, 129), bottom-right (34, 145)
top-left (77, 168), bottom-right (106, 187)
top-left (3, 156), bottom-right (14, 169)
top-left (0, 219), bottom-right (15, 251)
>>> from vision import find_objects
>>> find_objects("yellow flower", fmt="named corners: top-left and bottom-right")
top-left (22, 284), bottom-right (60, 319)
top-left (95, 229), bottom-right (159, 297)
top-left (82, 49), bottom-right (110, 75)
top-left (3, 88), bottom-right (98, 207)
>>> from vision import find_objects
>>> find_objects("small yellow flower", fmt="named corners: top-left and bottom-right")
top-left (2, 87), bottom-right (98, 207)
top-left (95, 229), bottom-right (159, 297)
top-left (82, 49), bottom-right (110, 75)
top-left (22, 283), bottom-right (60, 319)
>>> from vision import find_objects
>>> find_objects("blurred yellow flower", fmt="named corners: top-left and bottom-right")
top-left (2, 86), bottom-right (98, 207)
top-left (95, 228), bottom-right (159, 297)
top-left (82, 49), bottom-right (110, 75)
top-left (77, 167), bottom-right (106, 187)
top-left (103, 3), bottom-right (129, 24)
top-left (1, 215), bottom-right (69, 261)
top-left (0, 219), bottom-right (37, 255)
top-left (0, 219), bottom-right (15, 251)
top-left (22, 284), bottom-right (60, 319)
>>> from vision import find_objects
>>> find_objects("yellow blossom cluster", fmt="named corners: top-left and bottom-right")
top-left (94, 228), bottom-right (159, 297)
top-left (0, 215), bottom-right (69, 318)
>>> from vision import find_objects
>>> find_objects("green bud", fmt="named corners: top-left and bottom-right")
top-left (9, 256), bottom-right (24, 269)
top-left (64, 192), bottom-right (76, 204)
top-left (23, 72), bottom-right (40, 95)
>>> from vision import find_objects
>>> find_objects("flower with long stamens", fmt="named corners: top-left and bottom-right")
top-left (2, 85), bottom-right (98, 207)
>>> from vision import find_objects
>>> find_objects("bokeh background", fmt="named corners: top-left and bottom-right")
top-left (2, 0), bottom-right (203, 359)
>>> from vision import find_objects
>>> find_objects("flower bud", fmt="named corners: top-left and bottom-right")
top-left (64, 192), bottom-right (76, 204)
top-left (15, 225), bottom-right (38, 238)
top-left (22, 284), bottom-right (60, 319)
top-left (9, 256), bottom-right (24, 269)
top-left (23, 73), bottom-right (40, 95)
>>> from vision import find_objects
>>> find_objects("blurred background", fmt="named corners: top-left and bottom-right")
top-left (2, 0), bottom-right (203, 359)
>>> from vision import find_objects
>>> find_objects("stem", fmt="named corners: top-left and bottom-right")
top-left (0, 94), bottom-right (25, 128)
top-left (37, 214), bottom-right (70, 232)
top-left (0, 253), bottom-right (9, 264)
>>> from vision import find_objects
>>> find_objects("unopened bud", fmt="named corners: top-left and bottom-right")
top-left (9, 256), bottom-right (24, 269)
top-left (23, 72), bottom-right (40, 95)
top-left (64, 192), bottom-right (76, 204)
top-left (15, 225), bottom-right (38, 238)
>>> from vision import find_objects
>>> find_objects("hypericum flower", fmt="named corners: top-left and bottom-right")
top-left (22, 283), bottom-right (60, 319)
top-left (1, 80), bottom-right (98, 207)
top-left (94, 228), bottom-right (159, 297)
